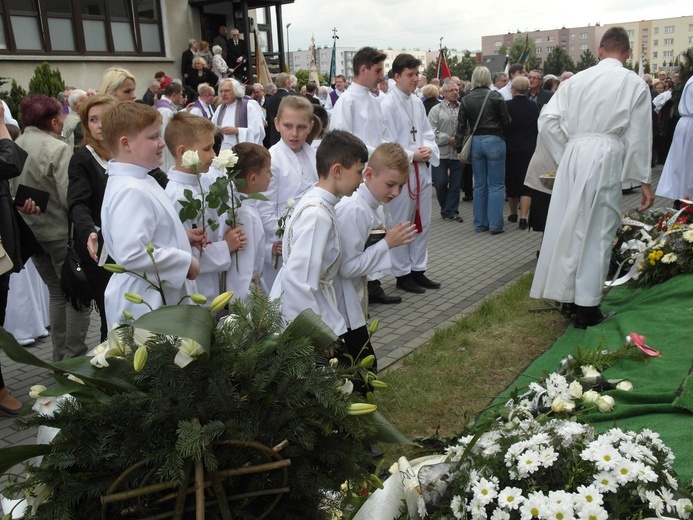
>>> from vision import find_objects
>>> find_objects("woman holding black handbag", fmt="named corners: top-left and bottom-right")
top-left (456, 66), bottom-right (510, 234)
top-left (67, 95), bottom-right (118, 342)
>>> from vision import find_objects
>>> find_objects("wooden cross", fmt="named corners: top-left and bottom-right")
top-left (410, 126), bottom-right (417, 140)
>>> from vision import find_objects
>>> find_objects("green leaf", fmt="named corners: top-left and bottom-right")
top-left (0, 444), bottom-right (54, 474)
top-left (0, 327), bottom-right (137, 392)
top-left (131, 305), bottom-right (214, 354)
top-left (282, 309), bottom-right (336, 351)
top-left (371, 411), bottom-right (416, 445)
top-left (247, 192), bottom-right (269, 201)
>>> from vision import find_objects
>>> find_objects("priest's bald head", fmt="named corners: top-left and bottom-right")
top-left (598, 27), bottom-right (632, 63)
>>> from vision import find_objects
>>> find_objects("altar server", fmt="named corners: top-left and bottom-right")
top-left (380, 53), bottom-right (440, 294)
top-left (270, 130), bottom-right (367, 337)
top-left (100, 102), bottom-right (201, 328)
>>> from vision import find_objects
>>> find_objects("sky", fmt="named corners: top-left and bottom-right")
top-left (281, 0), bottom-right (691, 53)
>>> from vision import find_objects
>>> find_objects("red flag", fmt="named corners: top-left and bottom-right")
top-left (436, 49), bottom-right (451, 80)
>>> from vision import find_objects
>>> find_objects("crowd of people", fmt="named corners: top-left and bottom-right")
top-left (1, 25), bottom-right (691, 416)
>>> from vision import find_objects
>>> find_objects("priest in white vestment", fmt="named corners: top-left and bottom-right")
top-left (213, 78), bottom-right (265, 151)
top-left (529, 27), bottom-right (655, 329)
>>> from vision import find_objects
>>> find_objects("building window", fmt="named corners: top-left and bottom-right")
top-left (689, 36), bottom-right (693, 44)
top-left (664, 38), bottom-right (674, 45)
top-left (570, 44), bottom-right (575, 51)
top-left (642, 35), bottom-right (648, 41)
top-left (579, 43), bottom-right (588, 50)
top-left (534, 37), bottom-right (542, 44)
top-left (653, 40), bottom-right (658, 46)
top-left (536, 47), bottom-right (542, 54)
top-left (546, 35), bottom-right (554, 42)
top-left (580, 32), bottom-right (588, 39)
top-left (642, 28), bottom-right (648, 32)
top-left (664, 26), bottom-right (674, 33)
top-left (663, 50), bottom-right (673, 58)
top-left (546, 46), bottom-right (554, 53)
top-left (0, 0), bottom-right (164, 56)
top-left (654, 27), bottom-right (659, 34)
top-left (627, 29), bottom-right (635, 36)
top-left (494, 40), bottom-right (502, 47)
top-left (652, 51), bottom-right (658, 58)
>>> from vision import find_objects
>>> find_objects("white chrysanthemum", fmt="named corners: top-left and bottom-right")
top-left (682, 229), bottom-right (693, 243)
top-left (575, 485), bottom-right (603, 508)
top-left (450, 495), bottom-right (466, 519)
top-left (548, 490), bottom-right (572, 509)
top-left (661, 253), bottom-right (678, 264)
top-left (446, 444), bottom-right (466, 462)
top-left (417, 496), bottom-right (427, 518)
top-left (577, 503), bottom-right (608, 520)
top-left (539, 446), bottom-right (559, 468)
top-left (497, 487), bottom-right (524, 510)
top-left (663, 470), bottom-right (679, 489)
top-left (632, 461), bottom-right (658, 483)
top-left (675, 498), bottom-right (693, 519)
top-left (589, 445), bottom-right (622, 471)
top-left (613, 459), bottom-right (637, 484)
top-left (472, 477), bottom-right (498, 506)
top-left (618, 440), bottom-right (643, 460)
top-left (517, 449), bottom-right (542, 476)
top-left (520, 494), bottom-right (546, 520)
top-left (490, 508), bottom-right (511, 520)
top-left (593, 471), bottom-right (619, 493)
top-left (469, 496), bottom-right (488, 519)
top-left (645, 489), bottom-right (665, 516)
top-left (544, 502), bottom-right (575, 520)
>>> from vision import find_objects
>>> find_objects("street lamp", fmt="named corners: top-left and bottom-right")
top-left (286, 23), bottom-right (292, 71)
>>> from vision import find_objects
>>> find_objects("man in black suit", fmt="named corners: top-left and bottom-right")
top-left (527, 70), bottom-right (553, 112)
top-left (227, 28), bottom-right (247, 82)
top-left (263, 72), bottom-right (299, 147)
top-left (304, 80), bottom-right (322, 107)
top-left (181, 39), bottom-right (198, 87)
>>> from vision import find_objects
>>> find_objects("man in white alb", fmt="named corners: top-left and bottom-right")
top-left (212, 78), bottom-right (265, 150)
top-left (380, 53), bottom-right (440, 293)
top-left (530, 27), bottom-right (655, 329)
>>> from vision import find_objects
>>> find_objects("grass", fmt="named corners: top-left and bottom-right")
top-left (375, 273), bottom-right (569, 460)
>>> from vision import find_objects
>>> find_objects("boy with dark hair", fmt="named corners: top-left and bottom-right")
top-left (270, 130), bottom-right (367, 337)
top-left (380, 53), bottom-right (441, 294)
top-left (100, 103), bottom-right (200, 328)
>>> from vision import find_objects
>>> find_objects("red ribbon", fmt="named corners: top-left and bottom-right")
top-left (408, 162), bottom-right (422, 233)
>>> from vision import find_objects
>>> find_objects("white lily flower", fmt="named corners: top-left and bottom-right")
top-left (29, 385), bottom-right (47, 399)
top-left (174, 337), bottom-right (205, 368)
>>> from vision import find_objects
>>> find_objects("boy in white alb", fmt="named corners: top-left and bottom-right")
top-left (100, 102), bottom-right (201, 329)
top-left (335, 143), bottom-right (416, 373)
top-left (270, 130), bottom-right (367, 337)
top-left (223, 142), bottom-right (273, 303)
top-left (258, 95), bottom-right (317, 290)
top-left (163, 112), bottom-right (245, 300)
top-left (380, 53), bottom-right (441, 294)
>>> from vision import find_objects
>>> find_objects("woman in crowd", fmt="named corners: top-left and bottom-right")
top-left (457, 66), bottom-right (510, 234)
top-left (14, 95), bottom-right (90, 361)
top-left (197, 40), bottom-right (213, 68)
top-left (504, 76), bottom-right (539, 229)
top-left (422, 84), bottom-right (440, 115)
top-left (188, 57), bottom-right (217, 94)
top-left (67, 95), bottom-right (117, 342)
top-left (212, 45), bottom-right (229, 86)
top-left (99, 67), bottom-right (137, 102)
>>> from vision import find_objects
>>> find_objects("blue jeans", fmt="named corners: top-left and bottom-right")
top-left (432, 158), bottom-right (463, 217)
top-left (471, 135), bottom-right (506, 232)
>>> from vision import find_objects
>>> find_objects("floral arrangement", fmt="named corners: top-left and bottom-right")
top-left (610, 201), bottom-right (693, 287)
top-left (176, 150), bottom-right (214, 244)
top-left (435, 417), bottom-right (692, 520)
top-left (504, 334), bottom-right (659, 420)
top-left (0, 276), bottom-right (407, 519)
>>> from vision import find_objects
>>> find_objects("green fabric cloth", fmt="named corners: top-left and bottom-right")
top-left (498, 274), bottom-right (693, 483)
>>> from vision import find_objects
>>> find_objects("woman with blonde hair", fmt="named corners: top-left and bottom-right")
top-left (188, 56), bottom-right (217, 95)
top-left (67, 95), bottom-right (118, 341)
top-left (99, 67), bottom-right (137, 102)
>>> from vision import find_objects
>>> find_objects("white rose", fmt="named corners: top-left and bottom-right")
top-left (569, 380), bottom-right (583, 399)
top-left (181, 150), bottom-right (201, 169)
top-left (29, 385), bottom-right (47, 399)
top-left (212, 149), bottom-right (238, 170)
top-left (563, 400), bottom-right (576, 412)
top-left (286, 197), bottom-right (296, 210)
top-left (582, 390), bottom-right (601, 403)
top-left (596, 395), bottom-right (615, 413)
top-left (551, 397), bottom-right (566, 413)
top-left (616, 380), bottom-right (633, 391)
top-left (581, 365), bottom-right (601, 380)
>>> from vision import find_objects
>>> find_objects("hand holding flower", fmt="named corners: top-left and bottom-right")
top-left (223, 226), bottom-right (246, 252)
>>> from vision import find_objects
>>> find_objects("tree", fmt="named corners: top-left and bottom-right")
top-left (576, 49), bottom-right (598, 72)
top-left (0, 78), bottom-right (28, 128)
top-left (678, 46), bottom-right (693, 84)
top-left (498, 44), bottom-right (508, 57)
top-left (425, 50), bottom-right (476, 82)
top-left (28, 62), bottom-right (66, 97)
top-left (543, 46), bottom-right (575, 76)
top-left (294, 69), bottom-right (323, 91)
top-left (508, 34), bottom-right (541, 70)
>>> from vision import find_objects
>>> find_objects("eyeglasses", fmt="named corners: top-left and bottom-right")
top-left (219, 89), bottom-right (233, 93)
top-left (528, 76), bottom-right (542, 80)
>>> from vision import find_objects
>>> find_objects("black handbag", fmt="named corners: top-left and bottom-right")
top-left (61, 225), bottom-right (93, 311)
